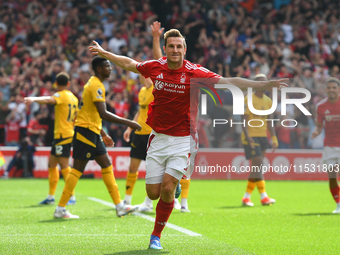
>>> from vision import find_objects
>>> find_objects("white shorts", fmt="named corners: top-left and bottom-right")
top-left (182, 132), bottom-right (199, 180)
top-left (322, 146), bottom-right (340, 164)
top-left (322, 146), bottom-right (340, 178)
top-left (145, 130), bottom-right (192, 184)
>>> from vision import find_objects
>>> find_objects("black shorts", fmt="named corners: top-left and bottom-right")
top-left (130, 133), bottom-right (149, 160)
top-left (50, 136), bottom-right (73, 158)
top-left (72, 126), bottom-right (107, 160)
top-left (243, 137), bottom-right (268, 160)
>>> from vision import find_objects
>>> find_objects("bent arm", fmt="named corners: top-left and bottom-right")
top-left (95, 101), bottom-right (141, 130)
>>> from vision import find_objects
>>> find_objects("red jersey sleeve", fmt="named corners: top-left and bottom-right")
top-left (194, 65), bottom-right (222, 79)
top-left (136, 60), bottom-right (158, 78)
top-left (191, 65), bottom-right (222, 90)
top-left (316, 104), bottom-right (324, 123)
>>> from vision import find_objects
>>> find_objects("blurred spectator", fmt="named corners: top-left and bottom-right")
top-left (27, 110), bottom-right (46, 146)
top-left (5, 108), bottom-right (21, 146)
top-left (1, 137), bottom-right (36, 178)
top-left (0, 90), bottom-right (9, 144)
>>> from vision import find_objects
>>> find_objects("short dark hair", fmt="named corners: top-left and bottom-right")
top-left (56, 72), bottom-right (70, 86)
top-left (92, 57), bottom-right (108, 73)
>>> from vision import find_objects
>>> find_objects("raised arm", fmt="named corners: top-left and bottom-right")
top-left (151, 21), bottom-right (164, 59)
top-left (24, 96), bottom-right (56, 105)
top-left (217, 77), bottom-right (289, 90)
top-left (89, 41), bottom-right (141, 74)
top-left (95, 101), bottom-right (141, 131)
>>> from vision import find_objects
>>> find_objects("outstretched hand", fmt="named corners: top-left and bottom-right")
top-left (24, 97), bottom-right (34, 105)
top-left (264, 78), bottom-right (289, 90)
top-left (151, 21), bottom-right (164, 38)
top-left (88, 40), bottom-right (106, 58)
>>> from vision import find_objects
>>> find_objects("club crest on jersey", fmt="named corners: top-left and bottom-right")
top-left (180, 73), bottom-right (186, 83)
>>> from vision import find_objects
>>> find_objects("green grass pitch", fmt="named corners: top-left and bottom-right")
top-left (0, 179), bottom-right (339, 254)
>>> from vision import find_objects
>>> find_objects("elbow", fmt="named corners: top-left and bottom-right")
top-left (98, 111), bottom-right (106, 120)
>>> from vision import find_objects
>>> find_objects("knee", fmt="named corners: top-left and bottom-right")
top-left (146, 189), bottom-right (160, 200)
top-left (161, 181), bottom-right (177, 196)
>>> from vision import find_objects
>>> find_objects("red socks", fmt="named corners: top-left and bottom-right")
top-left (330, 186), bottom-right (340, 203)
top-left (152, 198), bottom-right (174, 238)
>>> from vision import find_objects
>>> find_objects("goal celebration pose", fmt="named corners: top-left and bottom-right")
top-left (89, 27), bottom-right (288, 249)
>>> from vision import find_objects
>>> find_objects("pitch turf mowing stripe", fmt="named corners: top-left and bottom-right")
top-left (88, 197), bottom-right (202, 237)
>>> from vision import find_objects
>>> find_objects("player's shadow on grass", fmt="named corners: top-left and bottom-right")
top-left (293, 213), bottom-right (336, 216)
top-left (39, 216), bottom-right (114, 223)
top-left (106, 250), bottom-right (170, 255)
top-left (219, 206), bottom-right (252, 209)
top-left (22, 205), bottom-right (54, 208)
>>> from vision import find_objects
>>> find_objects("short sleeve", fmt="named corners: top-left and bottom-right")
top-left (316, 105), bottom-right (323, 123)
top-left (136, 60), bottom-right (155, 78)
top-left (52, 93), bottom-right (62, 105)
top-left (91, 83), bottom-right (106, 103)
top-left (194, 66), bottom-right (222, 79)
top-left (192, 65), bottom-right (222, 90)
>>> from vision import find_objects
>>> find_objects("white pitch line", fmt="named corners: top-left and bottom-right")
top-left (88, 197), bottom-right (202, 237)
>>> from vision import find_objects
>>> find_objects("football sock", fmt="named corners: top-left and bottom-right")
top-left (181, 198), bottom-right (188, 208)
top-left (244, 181), bottom-right (256, 198)
top-left (69, 195), bottom-right (76, 201)
top-left (116, 201), bottom-right (124, 211)
top-left (48, 167), bottom-right (59, 196)
top-left (152, 198), bottom-right (174, 238)
top-left (180, 179), bottom-right (190, 198)
top-left (330, 186), bottom-right (340, 203)
top-left (101, 165), bottom-right (121, 205)
top-left (125, 172), bottom-right (138, 195)
top-left (144, 196), bottom-right (153, 207)
top-left (124, 195), bottom-right (132, 204)
top-left (61, 167), bottom-right (74, 195)
top-left (56, 205), bottom-right (65, 211)
top-left (256, 180), bottom-right (268, 199)
top-left (58, 169), bottom-right (82, 207)
top-left (47, 195), bottom-right (54, 200)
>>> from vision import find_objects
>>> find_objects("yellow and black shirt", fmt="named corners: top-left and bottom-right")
top-left (241, 93), bottom-right (272, 144)
top-left (135, 84), bottom-right (154, 135)
top-left (75, 76), bottom-right (105, 134)
top-left (52, 90), bottom-right (78, 139)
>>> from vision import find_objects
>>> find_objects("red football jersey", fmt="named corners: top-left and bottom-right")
top-left (316, 96), bottom-right (340, 147)
top-left (5, 121), bottom-right (20, 143)
top-left (136, 57), bottom-right (221, 136)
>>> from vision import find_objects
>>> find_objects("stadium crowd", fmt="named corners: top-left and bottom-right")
top-left (0, 0), bottom-right (338, 149)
